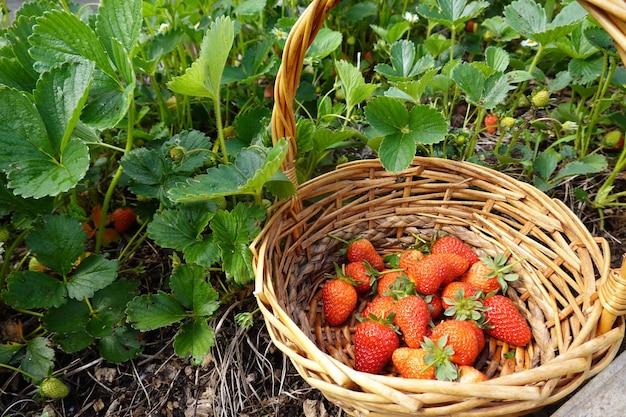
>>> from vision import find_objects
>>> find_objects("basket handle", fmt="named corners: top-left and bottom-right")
top-left (578, 0), bottom-right (626, 65)
top-left (598, 254), bottom-right (626, 334)
top-left (271, 0), bottom-right (340, 186)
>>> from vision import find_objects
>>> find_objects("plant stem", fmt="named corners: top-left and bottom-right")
top-left (0, 228), bottom-right (31, 293)
top-left (95, 100), bottom-right (135, 252)
top-left (0, 362), bottom-right (38, 382)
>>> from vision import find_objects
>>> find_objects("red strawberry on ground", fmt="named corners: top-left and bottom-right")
top-left (346, 238), bottom-right (384, 271)
top-left (112, 207), bottom-right (136, 233)
top-left (353, 318), bottom-right (399, 374)
top-left (322, 275), bottom-right (358, 326)
top-left (392, 347), bottom-right (436, 380)
top-left (432, 235), bottom-right (479, 265)
top-left (483, 295), bottom-right (532, 346)
top-left (404, 253), bottom-right (469, 295)
top-left (431, 320), bottom-right (481, 365)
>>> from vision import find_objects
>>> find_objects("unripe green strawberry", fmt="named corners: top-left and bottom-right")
top-left (210, 196), bottom-right (228, 210)
top-left (28, 257), bottom-right (43, 272)
top-left (169, 146), bottom-right (186, 161)
top-left (0, 226), bottom-right (9, 243)
top-left (39, 377), bottom-right (70, 399)
top-left (531, 90), bottom-right (550, 108)
top-left (500, 116), bottom-right (516, 129)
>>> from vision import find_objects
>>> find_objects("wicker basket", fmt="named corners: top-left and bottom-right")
top-left (252, 1), bottom-right (626, 416)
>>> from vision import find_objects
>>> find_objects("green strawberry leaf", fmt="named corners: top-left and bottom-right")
top-left (51, 330), bottom-right (94, 353)
top-left (43, 298), bottom-right (90, 334)
top-left (126, 291), bottom-right (188, 331)
top-left (30, 10), bottom-right (116, 77)
top-left (98, 326), bottom-right (144, 363)
top-left (552, 154), bottom-right (607, 182)
top-left (365, 96), bottom-right (409, 135)
top-left (173, 318), bottom-right (215, 365)
top-left (0, 342), bottom-right (23, 365)
top-left (168, 16), bottom-right (234, 101)
top-left (0, 62), bottom-right (92, 199)
top-left (415, 0), bottom-right (488, 28)
top-left (383, 69), bottom-right (438, 104)
top-left (81, 76), bottom-right (134, 130)
top-left (2, 271), bottom-right (66, 309)
top-left (26, 214), bottom-right (86, 276)
top-left (147, 202), bottom-right (218, 268)
top-left (211, 210), bottom-right (254, 285)
top-left (374, 40), bottom-right (435, 82)
top-left (222, 39), bottom-right (275, 84)
top-left (452, 62), bottom-right (485, 105)
top-left (96, 0), bottom-right (142, 55)
top-left (22, 337), bottom-right (55, 381)
top-left (66, 255), bottom-right (119, 300)
top-left (335, 60), bottom-right (378, 114)
top-left (307, 28), bottom-right (343, 61)
top-left (169, 264), bottom-right (220, 317)
top-left (504, 0), bottom-right (586, 46)
top-left (167, 140), bottom-right (288, 203)
top-left (34, 61), bottom-right (94, 155)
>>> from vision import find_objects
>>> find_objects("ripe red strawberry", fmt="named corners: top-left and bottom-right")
top-left (426, 291), bottom-right (443, 319)
top-left (377, 270), bottom-right (405, 297)
top-left (432, 236), bottom-right (479, 265)
top-left (392, 347), bottom-right (436, 380)
top-left (112, 207), bottom-right (136, 233)
top-left (431, 320), bottom-right (480, 365)
top-left (459, 254), bottom-right (519, 294)
top-left (398, 249), bottom-right (425, 270)
top-left (346, 238), bottom-right (384, 271)
top-left (354, 319), bottom-right (399, 374)
top-left (464, 319), bottom-right (486, 352)
top-left (441, 281), bottom-right (478, 310)
top-left (345, 261), bottom-right (378, 294)
top-left (483, 295), bottom-right (532, 346)
top-left (322, 277), bottom-right (357, 326)
top-left (404, 253), bottom-right (469, 295)
top-left (457, 365), bottom-right (489, 383)
top-left (361, 295), bottom-right (395, 320)
top-left (394, 295), bottom-right (431, 348)
top-left (484, 114), bottom-right (498, 134)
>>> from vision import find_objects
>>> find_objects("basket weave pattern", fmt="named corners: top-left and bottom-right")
top-left (252, 1), bottom-right (626, 416)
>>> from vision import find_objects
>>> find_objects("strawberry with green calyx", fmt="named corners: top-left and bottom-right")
top-left (384, 276), bottom-right (431, 348)
top-left (322, 265), bottom-right (358, 326)
top-left (441, 283), bottom-right (488, 324)
top-left (431, 235), bottom-right (479, 265)
top-left (431, 320), bottom-right (481, 366)
top-left (420, 336), bottom-right (459, 381)
top-left (39, 377), bottom-right (70, 399)
top-left (345, 260), bottom-right (379, 294)
top-left (483, 295), bottom-right (532, 346)
top-left (392, 347), bottom-right (436, 380)
top-left (345, 237), bottom-right (384, 271)
top-left (500, 116), bottom-right (516, 130)
top-left (376, 270), bottom-right (406, 297)
top-left (404, 253), bottom-right (470, 295)
top-left (601, 131), bottom-right (624, 151)
top-left (425, 291), bottom-right (443, 319)
top-left (460, 254), bottom-right (521, 294)
top-left (354, 316), bottom-right (399, 374)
